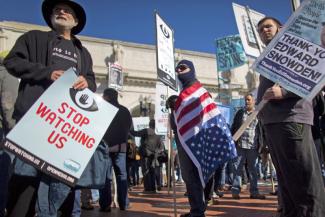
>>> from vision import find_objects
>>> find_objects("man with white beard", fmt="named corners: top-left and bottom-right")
top-left (3, 1), bottom-right (96, 216)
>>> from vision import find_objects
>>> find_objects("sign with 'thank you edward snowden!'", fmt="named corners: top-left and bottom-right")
top-left (155, 12), bottom-right (177, 91)
top-left (4, 68), bottom-right (118, 186)
top-left (253, 0), bottom-right (325, 100)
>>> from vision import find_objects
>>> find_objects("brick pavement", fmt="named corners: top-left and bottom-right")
top-left (81, 181), bottom-right (278, 217)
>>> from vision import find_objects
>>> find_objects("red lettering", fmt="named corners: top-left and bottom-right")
top-left (73, 113), bottom-right (83, 125)
top-left (45, 112), bottom-right (57, 125)
top-left (36, 102), bottom-right (51, 118)
top-left (48, 130), bottom-right (60, 144)
top-left (58, 102), bottom-right (69, 114)
top-left (61, 122), bottom-right (71, 134)
top-left (67, 126), bottom-right (78, 138)
top-left (67, 106), bottom-right (77, 119)
top-left (78, 133), bottom-right (89, 146)
top-left (80, 117), bottom-right (89, 127)
top-left (54, 116), bottom-right (65, 128)
top-left (56, 136), bottom-right (67, 149)
top-left (86, 138), bottom-right (95, 149)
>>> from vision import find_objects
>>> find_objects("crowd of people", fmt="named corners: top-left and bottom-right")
top-left (1, 1), bottom-right (325, 217)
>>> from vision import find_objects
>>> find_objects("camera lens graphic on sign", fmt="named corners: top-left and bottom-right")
top-left (160, 24), bottom-right (170, 38)
top-left (69, 88), bottom-right (98, 112)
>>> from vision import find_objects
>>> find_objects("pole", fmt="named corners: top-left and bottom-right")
top-left (166, 87), bottom-right (178, 217)
top-left (291, 0), bottom-right (300, 12)
top-left (245, 6), bottom-right (263, 54)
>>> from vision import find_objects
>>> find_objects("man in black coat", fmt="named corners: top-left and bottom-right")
top-left (99, 88), bottom-right (132, 212)
top-left (4, 1), bottom-right (96, 216)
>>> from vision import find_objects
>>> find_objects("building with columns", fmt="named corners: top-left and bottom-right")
top-left (0, 21), bottom-right (258, 117)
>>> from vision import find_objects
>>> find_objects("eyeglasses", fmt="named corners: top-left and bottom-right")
top-left (53, 7), bottom-right (74, 15)
top-left (258, 24), bottom-right (274, 33)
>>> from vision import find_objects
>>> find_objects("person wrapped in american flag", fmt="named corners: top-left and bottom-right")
top-left (173, 60), bottom-right (237, 214)
top-left (170, 60), bottom-right (237, 217)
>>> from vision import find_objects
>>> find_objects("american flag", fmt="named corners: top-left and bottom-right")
top-left (174, 81), bottom-right (237, 187)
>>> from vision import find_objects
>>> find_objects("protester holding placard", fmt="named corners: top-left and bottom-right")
top-left (3, 0), bottom-right (96, 216)
top-left (257, 16), bottom-right (325, 217)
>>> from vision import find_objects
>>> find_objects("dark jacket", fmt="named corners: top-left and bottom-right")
top-left (0, 64), bottom-right (18, 135)
top-left (102, 102), bottom-right (132, 149)
top-left (312, 92), bottom-right (325, 140)
top-left (4, 30), bottom-right (96, 121)
top-left (256, 76), bottom-right (313, 125)
top-left (230, 108), bottom-right (245, 136)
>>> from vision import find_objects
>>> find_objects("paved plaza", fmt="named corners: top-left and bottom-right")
top-left (81, 181), bottom-right (278, 217)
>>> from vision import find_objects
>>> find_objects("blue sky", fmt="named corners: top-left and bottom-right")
top-left (0, 0), bottom-right (300, 54)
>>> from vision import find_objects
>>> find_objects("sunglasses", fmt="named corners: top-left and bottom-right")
top-left (176, 64), bottom-right (189, 72)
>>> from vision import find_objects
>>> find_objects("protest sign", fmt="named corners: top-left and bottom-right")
top-left (132, 116), bottom-right (150, 146)
top-left (155, 12), bottom-right (177, 91)
top-left (253, 0), bottom-right (325, 100)
top-left (216, 35), bottom-right (247, 72)
top-left (233, 3), bottom-right (265, 57)
top-left (4, 69), bottom-right (118, 186)
top-left (154, 82), bottom-right (178, 135)
top-left (155, 82), bottom-right (169, 135)
top-left (108, 62), bottom-right (123, 90)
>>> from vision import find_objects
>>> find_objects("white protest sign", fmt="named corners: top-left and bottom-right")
top-left (108, 62), bottom-right (123, 90)
top-left (132, 116), bottom-right (150, 147)
top-left (233, 3), bottom-right (265, 57)
top-left (156, 12), bottom-right (177, 91)
top-left (4, 69), bottom-right (118, 186)
top-left (253, 0), bottom-right (325, 100)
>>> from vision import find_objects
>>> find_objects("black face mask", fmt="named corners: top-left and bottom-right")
top-left (176, 60), bottom-right (196, 87)
top-left (178, 71), bottom-right (196, 85)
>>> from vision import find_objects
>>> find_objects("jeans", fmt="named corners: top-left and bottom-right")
top-left (231, 148), bottom-right (259, 195)
top-left (91, 189), bottom-right (99, 202)
top-left (71, 190), bottom-right (81, 217)
top-left (177, 143), bottom-right (205, 217)
top-left (99, 152), bottom-right (129, 210)
top-left (36, 175), bottom-right (71, 217)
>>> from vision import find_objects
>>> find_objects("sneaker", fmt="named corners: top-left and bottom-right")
top-left (215, 191), bottom-right (224, 198)
top-left (99, 206), bottom-right (111, 212)
top-left (206, 199), bottom-right (213, 206)
top-left (232, 193), bottom-right (240, 199)
top-left (212, 192), bottom-right (219, 199)
top-left (250, 194), bottom-right (266, 199)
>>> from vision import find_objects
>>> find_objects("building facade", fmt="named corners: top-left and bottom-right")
top-left (0, 21), bottom-right (258, 117)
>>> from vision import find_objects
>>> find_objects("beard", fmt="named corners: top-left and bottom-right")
top-left (51, 16), bottom-right (77, 32)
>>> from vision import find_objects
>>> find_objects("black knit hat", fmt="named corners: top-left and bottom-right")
top-left (42, 0), bottom-right (86, 35)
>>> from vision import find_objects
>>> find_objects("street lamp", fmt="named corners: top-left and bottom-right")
top-left (139, 95), bottom-right (152, 117)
